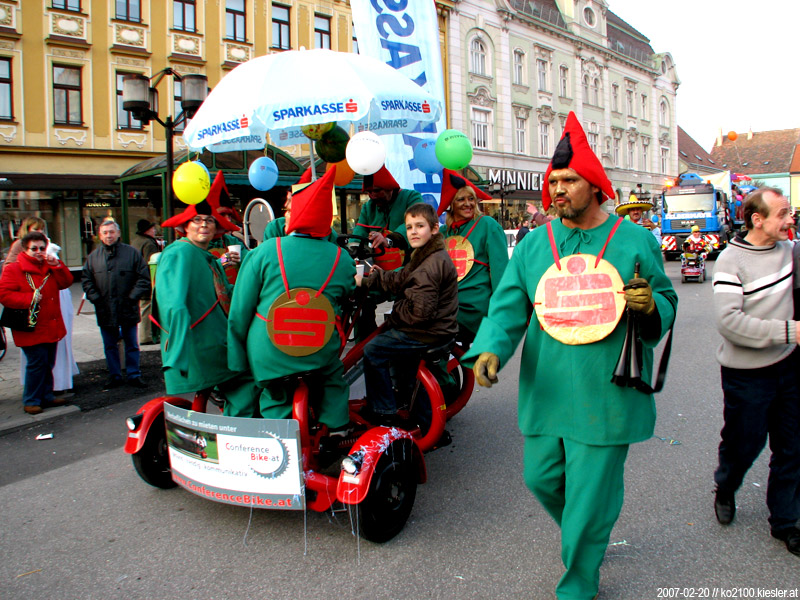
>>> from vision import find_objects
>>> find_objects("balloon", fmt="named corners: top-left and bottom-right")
top-left (193, 160), bottom-right (210, 179)
top-left (346, 131), bottom-right (386, 175)
top-left (651, 215), bottom-right (659, 224)
top-left (315, 126), bottom-right (350, 163)
top-left (623, 214), bottom-right (631, 220)
top-left (327, 159), bottom-right (355, 186)
top-left (248, 156), bottom-right (279, 191)
top-left (173, 161), bottom-right (210, 205)
top-left (735, 200), bottom-right (742, 207)
top-left (735, 194), bottom-right (743, 200)
top-left (435, 129), bottom-right (473, 170)
top-left (413, 140), bottom-right (443, 174)
top-left (728, 130), bottom-right (738, 142)
top-left (301, 121), bottom-right (336, 140)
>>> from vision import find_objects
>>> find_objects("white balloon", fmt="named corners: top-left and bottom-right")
top-left (345, 131), bottom-right (386, 175)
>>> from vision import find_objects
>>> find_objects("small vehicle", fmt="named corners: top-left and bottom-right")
top-left (680, 251), bottom-right (706, 283)
top-left (124, 234), bottom-right (474, 543)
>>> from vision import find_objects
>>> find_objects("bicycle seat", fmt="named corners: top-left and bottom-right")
top-left (274, 369), bottom-right (327, 386)
top-left (422, 338), bottom-right (456, 363)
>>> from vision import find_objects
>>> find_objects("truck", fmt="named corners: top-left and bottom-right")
top-left (660, 172), bottom-right (738, 261)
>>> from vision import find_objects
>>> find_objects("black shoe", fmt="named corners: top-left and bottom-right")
top-left (43, 398), bottom-right (68, 408)
top-left (714, 487), bottom-right (735, 525)
top-left (104, 377), bottom-right (123, 390)
top-left (127, 377), bottom-right (147, 389)
top-left (771, 527), bottom-right (800, 557)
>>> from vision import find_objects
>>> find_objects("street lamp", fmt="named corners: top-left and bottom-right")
top-left (122, 69), bottom-right (208, 240)
top-left (489, 181), bottom-right (517, 229)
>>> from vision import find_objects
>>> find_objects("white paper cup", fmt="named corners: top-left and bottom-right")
top-left (356, 263), bottom-right (365, 277)
top-left (227, 244), bottom-right (242, 255)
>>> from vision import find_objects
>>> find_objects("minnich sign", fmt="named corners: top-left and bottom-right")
top-left (488, 169), bottom-right (543, 191)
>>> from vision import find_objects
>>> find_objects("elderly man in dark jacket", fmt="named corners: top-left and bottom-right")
top-left (82, 219), bottom-right (151, 389)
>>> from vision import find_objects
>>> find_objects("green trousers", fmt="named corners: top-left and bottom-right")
top-left (523, 436), bottom-right (629, 600)
top-left (218, 372), bottom-right (261, 418)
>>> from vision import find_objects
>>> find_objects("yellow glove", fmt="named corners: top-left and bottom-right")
top-left (623, 277), bottom-right (655, 315)
top-left (473, 352), bottom-right (500, 388)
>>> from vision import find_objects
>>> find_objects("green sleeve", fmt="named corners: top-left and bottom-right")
top-left (227, 246), bottom-right (263, 372)
top-left (640, 232), bottom-right (678, 346)
top-left (485, 218), bottom-right (510, 292)
top-left (156, 248), bottom-right (193, 375)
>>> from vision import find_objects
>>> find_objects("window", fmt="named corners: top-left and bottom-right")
top-left (471, 108), bottom-right (491, 149)
top-left (173, 0), bottom-right (195, 32)
top-left (53, 0), bottom-right (81, 10)
top-left (591, 78), bottom-right (600, 105)
top-left (659, 99), bottom-right (669, 126)
top-left (642, 142), bottom-right (649, 171)
top-left (53, 65), bottom-right (82, 125)
top-left (272, 4), bottom-right (290, 50)
top-left (613, 138), bottom-right (620, 166)
top-left (314, 15), bottom-right (331, 49)
top-left (537, 59), bottom-right (548, 91)
top-left (352, 23), bottom-right (358, 53)
top-left (116, 73), bottom-right (142, 130)
top-left (626, 89), bottom-right (634, 116)
top-left (470, 39), bottom-right (486, 75)
top-left (0, 58), bottom-right (12, 120)
top-left (515, 117), bottom-right (526, 154)
top-left (226, 0), bottom-right (246, 42)
top-left (583, 7), bottom-right (596, 27)
top-left (539, 122), bottom-right (550, 157)
top-left (582, 75), bottom-right (589, 100)
top-left (612, 84), bottom-right (619, 111)
top-left (586, 124), bottom-right (598, 155)
top-left (513, 50), bottom-right (524, 85)
top-left (628, 141), bottom-right (635, 170)
top-left (559, 66), bottom-right (569, 97)
top-left (641, 94), bottom-right (648, 120)
top-left (172, 79), bottom-right (185, 132)
top-left (115, 0), bottom-right (141, 22)
top-left (660, 148), bottom-right (669, 174)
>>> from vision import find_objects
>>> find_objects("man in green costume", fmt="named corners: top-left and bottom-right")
top-left (438, 169), bottom-right (509, 343)
top-left (228, 166), bottom-right (356, 432)
top-left (155, 198), bottom-right (258, 415)
top-left (465, 112), bottom-right (677, 600)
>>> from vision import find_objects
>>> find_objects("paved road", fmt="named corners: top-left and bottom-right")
top-left (1, 261), bottom-right (798, 599)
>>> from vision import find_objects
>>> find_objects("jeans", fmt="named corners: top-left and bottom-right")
top-left (100, 323), bottom-right (141, 380)
top-left (714, 351), bottom-right (800, 531)
top-left (22, 343), bottom-right (57, 407)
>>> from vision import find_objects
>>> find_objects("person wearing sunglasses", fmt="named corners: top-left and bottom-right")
top-left (0, 231), bottom-right (73, 414)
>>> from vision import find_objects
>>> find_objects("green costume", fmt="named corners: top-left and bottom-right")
top-left (227, 235), bottom-right (356, 426)
top-left (464, 217), bottom-right (677, 600)
top-left (443, 215), bottom-right (509, 337)
top-left (154, 239), bottom-right (257, 410)
top-left (263, 217), bottom-right (338, 244)
top-left (352, 188), bottom-right (422, 250)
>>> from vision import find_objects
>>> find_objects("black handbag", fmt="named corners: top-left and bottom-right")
top-left (0, 306), bottom-right (34, 332)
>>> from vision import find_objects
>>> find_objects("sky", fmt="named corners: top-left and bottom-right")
top-left (607, 0), bottom-right (799, 151)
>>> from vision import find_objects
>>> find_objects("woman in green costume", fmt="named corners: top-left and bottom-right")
top-left (438, 169), bottom-right (509, 344)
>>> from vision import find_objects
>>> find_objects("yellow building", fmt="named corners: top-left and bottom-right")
top-left (0, 0), bottom-right (361, 268)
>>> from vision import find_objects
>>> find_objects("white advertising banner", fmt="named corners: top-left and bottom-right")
top-left (351, 0), bottom-right (448, 211)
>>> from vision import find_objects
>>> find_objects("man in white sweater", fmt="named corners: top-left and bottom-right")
top-left (711, 187), bottom-right (800, 557)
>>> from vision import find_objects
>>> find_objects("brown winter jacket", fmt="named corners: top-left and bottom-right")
top-left (364, 232), bottom-right (459, 344)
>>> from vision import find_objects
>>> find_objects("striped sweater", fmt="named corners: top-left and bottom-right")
top-left (712, 236), bottom-right (797, 369)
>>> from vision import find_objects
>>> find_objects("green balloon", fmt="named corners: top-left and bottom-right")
top-left (315, 126), bottom-right (350, 163)
top-left (435, 129), bottom-right (473, 170)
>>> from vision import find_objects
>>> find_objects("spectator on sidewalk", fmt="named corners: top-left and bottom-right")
top-left (81, 219), bottom-right (150, 389)
top-left (516, 219), bottom-right (530, 243)
top-left (131, 219), bottom-right (159, 345)
top-left (711, 187), bottom-right (800, 557)
top-left (0, 231), bottom-right (73, 414)
top-left (3, 216), bottom-right (78, 398)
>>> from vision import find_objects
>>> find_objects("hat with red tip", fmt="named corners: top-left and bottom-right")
top-left (286, 165), bottom-right (335, 238)
top-left (541, 111), bottom-right (615, 210)
top-left (160, 198), bottom-right (238, 234)
top-left (361, 165), bottom-right (399, 191)
top-left (437, 169), bottom-right (492, 216)
top-left (206, 171), bottom-right (244, 225)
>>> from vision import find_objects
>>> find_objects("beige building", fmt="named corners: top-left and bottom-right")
top-left (0, 0), bottom-right (358, 268)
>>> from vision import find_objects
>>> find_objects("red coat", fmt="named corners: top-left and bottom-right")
top-left (0, 252), bottom-right (73, 347)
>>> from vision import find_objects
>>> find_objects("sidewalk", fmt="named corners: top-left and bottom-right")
top-left (0, 282), bottom-right (162, 435)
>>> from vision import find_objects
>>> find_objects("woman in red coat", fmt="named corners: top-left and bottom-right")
top-left (0, 231), bottom-right (73, 414)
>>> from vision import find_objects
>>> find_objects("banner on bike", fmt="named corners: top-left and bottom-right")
top-left (164, 404), bottom-right (304, 510)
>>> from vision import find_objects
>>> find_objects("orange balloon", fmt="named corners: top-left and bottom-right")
top-left (327, 159), bottom-right (355, 186)
top-left (728, 130), bottom-right (738, 141)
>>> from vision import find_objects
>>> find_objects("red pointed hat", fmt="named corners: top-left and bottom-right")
top-left (361, 165), bottom-right (399, 191)
top-left (161, 197), bottom-right (238, 233)
top-left (541, 112), bottom-right (615, 210)
top-left (437, 169), bottom-right (492, 216)
top-left (297, 167), bottom-right (312, 184)
top-left (286, 165), bottom-right (335, 238)
top-left (206, 171), bottom-right (243, 225)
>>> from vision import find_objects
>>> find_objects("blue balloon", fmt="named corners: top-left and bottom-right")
top-left (248, 157), bottom-right (279, 191)
top-left (193, 161), bottom-right (210, 179)
top-left (651, 214), bottom-right (659, 224)
top-left (735, 200), bottom-right (742, 207)
top-left (413, 140), bottom-right (443, 174)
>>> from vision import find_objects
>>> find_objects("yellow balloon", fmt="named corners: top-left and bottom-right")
top-left (173, 162), bottom-right (210, 205)
top-left (301, 121), bottom-right (336, 140)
